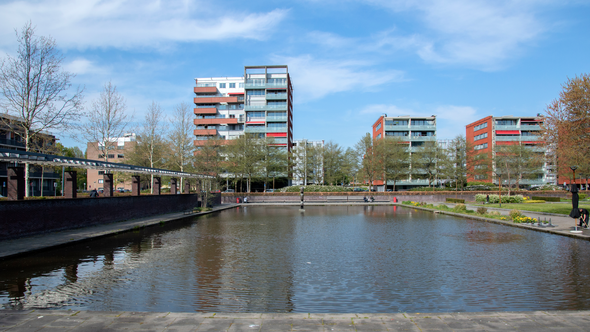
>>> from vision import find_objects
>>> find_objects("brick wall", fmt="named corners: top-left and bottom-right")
top-left (0, 194), bottom-right (200, 240)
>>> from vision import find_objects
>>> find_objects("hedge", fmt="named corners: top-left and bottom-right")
top-left (475, 194), bottom-right (524, 204)
top-left (446, 198), bottom-right (465, 203)
top-left (532, 196), bottom-right (560, 202)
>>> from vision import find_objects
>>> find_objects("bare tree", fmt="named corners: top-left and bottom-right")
top-left (355, 133), bottom-right (380, 190)
top-left (167, 102), bottom-right (194, 189)
top-left (135, 101), bottom-right (167, 194)
top-left (0, 22), bottom-right (84, 196)
top-left (82, 81), bottom-right (129, 162)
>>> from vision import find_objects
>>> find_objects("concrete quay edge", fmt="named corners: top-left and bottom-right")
top-left (0, 204), bottom-right (238, 261)
top-left (2, 309), bottom-right (590, 331)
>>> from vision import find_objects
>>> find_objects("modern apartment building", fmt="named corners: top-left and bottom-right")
top-left (86, 133), bottom-right (137, 191)
top-left (0, 114), bottom-right (59, 197)
top-left (292, 139), bottom-right (324, 186)
top-left (372, 115), bottom-right (437, 190)
top-left (465, 115), bottom-right (554, 186)
top-left (193, 65), bottom-right (293, 151)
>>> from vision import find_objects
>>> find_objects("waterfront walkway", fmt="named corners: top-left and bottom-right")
top-left (2, 309), bottom-right (590, 331)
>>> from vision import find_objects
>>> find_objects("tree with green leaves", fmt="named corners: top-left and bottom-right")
top-left (322, 141), bottom-right (344, 186)
top-left (494, 143), bottom-right (544, 192)
top-left (259, 138), bottom-right (288, 191)
top-left (411, 141), bottom-right (442, 188)
top-left (225, 134), bottom-right (263, 192)
top-left (440, 135), bottom-right (468, 191)
top-left (377, 137), bottom-right (410, 191)
top-left (355, 133), bottom-right (380, 190)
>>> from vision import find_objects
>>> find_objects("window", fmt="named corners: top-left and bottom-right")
top-left (117, 154), bottom-right (124, 158)
top-left (107, 154), bottom-right (114, 159)
top-left (376, 123), bottom-right (382, 131)
top-left (474, 175), bottom-right (487, 180)
top-left (376, 133), bottom-right (382, 139)
top-left (385, 120), bottom-right (408, 126)
top-left (386, 131), bottom-right (408, 136)
top-left (474, 143), bottom-right (488, 151)
top-left (495, 119), bottom-right (517, 126)
top-left (229, 83), bottom-right (235, 88)
top-left (98, 179), bottom-right (104, 184)
top-left (473, 122), bottom-right (488, 131)
top-left (411, 120), bottom-right (433, 126)
top-left (247, 111), bottom-right (265, 118)
top-left (98, 171), bottom-right (105, 175)
top-left (239, 83), bottom-right (244, 88)
top-left (247, 89), bottom-right (265, 96)
top-left (219, 83), bottom-right (226, 88)
top-left (267, 122), bottom-right (287, 128)
top-left (474, 132), bottom-right (488, 141)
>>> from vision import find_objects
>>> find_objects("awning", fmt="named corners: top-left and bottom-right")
top-left (496, 130), bottom-right (520, 135)
top-left (267, 132), bottom-right (287, 137)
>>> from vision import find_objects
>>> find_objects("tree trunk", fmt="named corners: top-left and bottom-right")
top-left (40, 166), bottom-right (45, 197)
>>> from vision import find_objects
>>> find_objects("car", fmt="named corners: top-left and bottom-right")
top-left (266, 189), bottom-right (275, 193)
top-left (223, 189), bottom-right (235, 193)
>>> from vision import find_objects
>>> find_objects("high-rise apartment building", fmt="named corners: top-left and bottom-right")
top-left (193, 65), bottom-right (293, 151)
top-left (372, 115), bottom-right (437, 190)
top-left (465, 115), bottom-right (554, 186)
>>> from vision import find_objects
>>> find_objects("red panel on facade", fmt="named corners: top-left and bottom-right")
top-left (194, 87), bottom-right (217, 94)
top-left (228, 92), bottom-right (244, 95)
top-left (267, 133), bottom-right (287, 137)
top-left (194, 107), bottom-right (217, 114)
top-left (246, 121), bottom-right (265, 124)
top-left (496, 130), bottom-right (520, 135)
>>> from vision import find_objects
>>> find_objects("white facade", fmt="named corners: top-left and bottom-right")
top-left (292, 139), bottom-right (324, 186)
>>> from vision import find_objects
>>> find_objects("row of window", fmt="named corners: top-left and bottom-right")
top-left (474, 132), bottom-right (488, 141)
top-left (474, 122), bottom-right (488, 131)
top-left (495, 120), bottom-right (517, 126)
top-left (474, 143), bottom-right (488, 151)
top-left (98, 154), bottom-right (125, 159)
top-left (218, 83), bottom-right (244, 89)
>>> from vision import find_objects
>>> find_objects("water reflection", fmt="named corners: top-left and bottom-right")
top-left (2, 206), bottom-right (590, 313)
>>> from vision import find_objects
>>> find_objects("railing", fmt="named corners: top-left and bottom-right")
top-left (0, 138), bottom-right (25, 147)
top-left (196, 83), bottom-right (217, 87)
top-left (409, 125), bottom-right (436, 130)
top-left (266, 116), bottom-right (288, 122)
top-left (246, 117), bottom-right (265, 122)
top-left (267, 104), bottom-right (287, 110)
top-left (245, 81), bottom-right (288, 89)
top-left (245, 127), bottom-right (266, 133)
top-left (495, 136), bottom-right (522, 141)
top-left (266, 93), bottom-right (287, 100)
top-left (196, 115), bottom-right (227, 119)
top-left (195, 94), bottom-right (224, 98)
top-left (408, 136), bottom-right (436, 141)
top-left (244, 105), bottom-right (267, 110)
top-left (270, 138), bottom-right (288, 144)
top-left (266, 127), bottom-right (287, 132)
top-left (217, 105), bottom-right (243, 110)
top-left (495, 125), bottom-right (519, 130)
top-left (520, 125), bottom-right (541, 131)
top-left (384, 125), bottom-right (409, 131)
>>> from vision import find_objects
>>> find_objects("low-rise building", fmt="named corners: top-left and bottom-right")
top-left (86, 133), bottom-right (137, 191)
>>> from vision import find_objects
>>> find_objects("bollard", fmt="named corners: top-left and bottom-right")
top-left (300, 186), bottom-right (305, 212)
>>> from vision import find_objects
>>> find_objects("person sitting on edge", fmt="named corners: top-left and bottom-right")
top-left (579, 208), bottom-right (589, 228)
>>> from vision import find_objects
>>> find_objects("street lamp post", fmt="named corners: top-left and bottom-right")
top-left (497, 173), bottom-right (502, 208)
top-left (570, 166), bottom-right (581, 233)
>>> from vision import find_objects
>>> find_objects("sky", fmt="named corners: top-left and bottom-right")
top-left (0, 0), bottom-right (589, 150)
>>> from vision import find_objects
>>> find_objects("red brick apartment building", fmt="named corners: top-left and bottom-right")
top-left (465, 115), bottom-right (555, 186)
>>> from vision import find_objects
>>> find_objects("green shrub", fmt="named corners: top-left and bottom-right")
top-left (531, 196), bottom-right (560, 202)
top-left (475, 194), bottom-right (524, 204)
top-left (446, 198), bottom-right (465, 203)
top-left (453, 203), bottom-right (467, 212)
top-left (402, 200), bottom-right (412, 205)
top-left (509, 209), bottom-right (523, 220)
top-left (281, 185), bottom-right (354, 193)
top-left (580, 194), bottom-right (587, 200)
top-left (477, 207), bottom-right (487, 215)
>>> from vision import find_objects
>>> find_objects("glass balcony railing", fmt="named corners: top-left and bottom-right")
top-left (269, 138), bottom-right (288, 144)
top-left (520, 125), bottom-right (541, 131)
top-left (196, 83), bottom-right (217, 87)
top-left (266, 127), bottom-right (287, 132)
top-left (409, 125), bottom-right (436, 130)
top-left (384, 125), bottom-right (409, 131)
top-left (266, 93), bottom-right (287, 100)
top-left (495, 125), bottom-right (519, 130)
top-left (245, 127), bottom-right (266, 133)
top-left (244, 105), bottom-right (267, 110)
top-left (267, 104), bottom-right (287, 110)
top-left (495, 136), bottom-right (522, 141)
top-left (408, 136), bottom-right (436, 141)
top-left (266, 116), bottom-right (288, 122)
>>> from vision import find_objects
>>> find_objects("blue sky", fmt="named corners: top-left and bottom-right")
top-left (1, 0), bottom-right (589, 150)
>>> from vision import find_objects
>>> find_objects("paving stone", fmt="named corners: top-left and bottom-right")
top-left (259, 319), bottom-right (292, 331)
top-left (227, 319), bottom-right (263, 331)
top-left (195, 320), bottom-right (233, 332)
top-left (291, 319), bottom-right (322, 329)
top-left (167, 318), bottom-right (205, 327)
top-left (321, 319), bottom-right (355, 331)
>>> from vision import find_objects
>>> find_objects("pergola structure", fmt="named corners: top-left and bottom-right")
top-left (0, 148), bottom-right (212, 200)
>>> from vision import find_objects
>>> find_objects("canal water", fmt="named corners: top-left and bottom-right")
top-left (2, 205), bottom-right (590, 313)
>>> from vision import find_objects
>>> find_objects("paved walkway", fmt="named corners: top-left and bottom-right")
top-left (2, 310), bottom-right (590, 331)
top-left (0, 204), bottom-right (238, 260)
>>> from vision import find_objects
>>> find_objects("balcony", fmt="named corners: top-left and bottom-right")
top-left (267, 104), bottom-right (287, 110)
top-left (0, 138), bottom-right (25, 148)
top-left (194, 129), bottom-right (218, 136)
top-left (245, 126), bottom-right (266, 133)
top-left (495, 136), bottom-right (522, 142)
top-left (266, 93), bottom-right (288, 100)
top-left (495, 125), bottom-right (519, 130)
top-left (194, 87), bottom-right (218, 94)
top-left (194, 96), bottom-right (238, 104)
top-left (193, 107), bottom-right (217, 115)
top-left (384, 125), bottom-right (409, 131)
top-left (266, 126), bottom-right (287, 133)
top-left (409, 125), bottom-right (436, 130)
top-left (245, 105), bottom-right (267, 110)
top-left (194, 118), bottom-right (238, 125)
top-left (245, 81), bottom-right (288, 89)
top-left (408, 136), bottom-right (436, 141)
top-left (267, 116), bottom-right (288, 122)
top-left (269, 138), bottom-right (288, 144)
top-left (520, 124), bottom-right (541, 131)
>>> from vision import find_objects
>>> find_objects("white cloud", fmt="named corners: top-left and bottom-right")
top-left (360, 104), bottom-right (417, 116)
top-left (0, 0), bottom-right (288, 50)
top-left (271, 55), bottom-right (405, 102)
top-left (365, 0), bottom-right (548, 69)
top-left (434, 105), bottom-right (479, 139)
top-left (63, 58), bottom-right (101, 75)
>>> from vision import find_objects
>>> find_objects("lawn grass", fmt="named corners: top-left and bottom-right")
top-left (472, 202), bottom-right (590, 215)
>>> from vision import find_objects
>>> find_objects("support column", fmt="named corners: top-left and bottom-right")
top-left (132, 176), bottom-right (141, 196)
top-left (103, 173), bottom-right (114, 197)
top-left (184, 180), bottom-right (190, 194)
top-left (64, 171), bottom-right (77, 199)
top-left (7, 167), bottom-right (24, 201)
top-left (153, 177), bottom-right (161, 195)
top-left (170, 178), bottom-right (178, 195)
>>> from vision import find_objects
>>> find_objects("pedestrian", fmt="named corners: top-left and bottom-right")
top-left (89, 189), bottom-right (99, 198)
top-left (579, 208), bottom-right (589, 228)
top-left (486, 194), bottom-right (490, 204)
